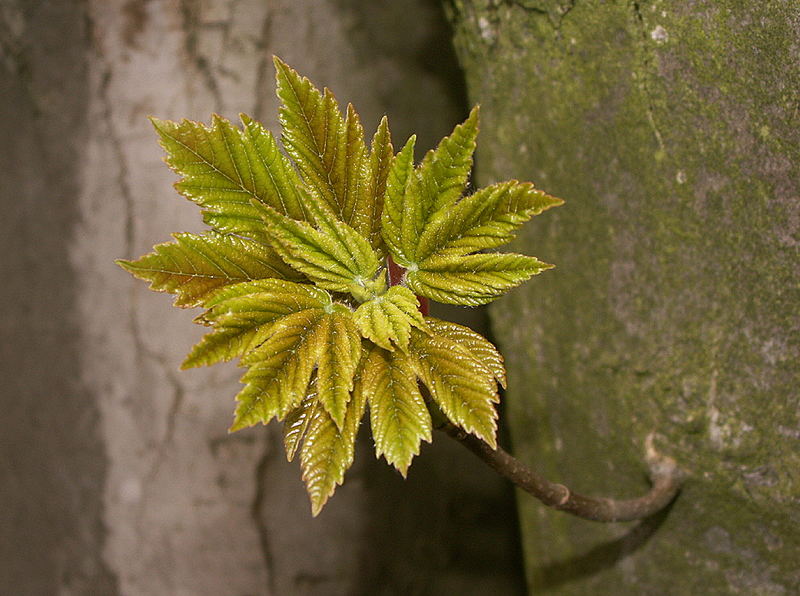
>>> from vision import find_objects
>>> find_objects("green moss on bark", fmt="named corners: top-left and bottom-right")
top-left (447, 1), bottom-right (800, 593)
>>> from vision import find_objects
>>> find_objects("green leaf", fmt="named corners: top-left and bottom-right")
top-left (230, 308), bottom-right (327, 431)
top-left (314, 309), bottom-right (362, 429)
top-left (353, 285), bottom-right (429, 351)
top-left (356, 116), bottom-right (394, 250)
top-left (251, 200), bottom-right (380, 292)
top-left (151, 114), bottom-right (307, 240)
top-left (415, 180), bottom-right (564, 260)
top-left (283, 386), bottom-right (319, 462)
top-left (381, 135), bottom-right (416, 261)
top-left (414, 105), bottom-right (479, 211)
top-left (182, 280), bottom-right (332, 368)
top-left (183, 325), bottom-right (268, 369)
top-left (410, 329), bottom-right (499, 447)
top-left (203, 277), bottom-right (331, 309)
top-left (230, 303), bottom-right (362, 432)
top-left (385, 108), bottom-right (479, 266)
top-left (116, 232), bottom-right (296, 307)
top-left (362, 345), bottom-right (432, 476)
top-left (274, 57), bottom-right (367, 224)
top-left (407, 252), bottom-right (553, 306)
top-left (239, 114), bottom-right (309, 221)
top-left (300, 371), bottom-right (367, 516)
top-left (298, 191), bottom-right (384, 289)
top-left (380, 110), bottom-right (561, 308)
top-left (423, 317), bottom-right (506, 388)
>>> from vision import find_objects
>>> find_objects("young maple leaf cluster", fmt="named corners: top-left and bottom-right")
top-left (117, 57), bottom-right (562, 515)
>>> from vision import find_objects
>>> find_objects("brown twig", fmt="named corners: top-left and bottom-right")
top-left (440, 423), bottom-right (684, 522)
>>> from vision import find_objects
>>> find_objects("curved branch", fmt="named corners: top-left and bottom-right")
top-left (440, 424), bottom-right (684, 522)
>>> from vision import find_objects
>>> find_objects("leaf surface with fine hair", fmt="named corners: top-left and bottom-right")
top-left (300, 371), bottom-right (367, 515)
top-left (353, 285), bottom-right (429, 351)
top-left (151, 114), bottom-right (307, 240)
top-left (362, 345), bottom-right (432, 476)
top-left (411, 329), bottom-right (499, 448)
top-left (116, 232), bottom-right (297, 307)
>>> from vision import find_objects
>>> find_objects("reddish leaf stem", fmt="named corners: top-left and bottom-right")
top-left (387, 256), bottom-right (428, 315)
top-left (440, 423), bottom-right (683, 522)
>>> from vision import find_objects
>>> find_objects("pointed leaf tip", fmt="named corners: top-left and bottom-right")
top-left (272, 54), bottom-right (288, 70)
top-left (411, 330), bottom-right (499, 447)
top-left (364, 346), bottom-right (432, 475)
top-left (148, 115), bottom-right (167, 130)
top-left (274, 57), bottom-right (369, 227)
top-left (301, 375), bottom-right (366, 515)
top-left (117, 232), bottom-right (296, 308)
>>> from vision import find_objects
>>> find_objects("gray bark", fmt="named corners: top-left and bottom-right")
top-left (0, 1), bottom-right (116, 594)
top-left (2, 1), bottom-right (522, 594)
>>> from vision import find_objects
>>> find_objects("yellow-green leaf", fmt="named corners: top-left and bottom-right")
top-left (362, 345), bottom-right (432, 476)
top-left (300, 191), bottom-right (383, 286)
top-left (203, 278), bottom-right (331, 309)
top-left (274, 57), bottom-right (367, 224)
top-left (251, 200), bottom-right (380, 292)
top-left (183, 325), bottom-right (270, 370)
top-left (315, 309), bottom-right (362, 429)
top-left (410, 330), bottom-right (499, 447)
top-left (182, 280), bottom-right (331, 368)
top-left (357, 116), bottom-right (394, 250)
top-left (239, 114), bottom-right (309, 220)
top-left (381, 135), bottom-right (416, 263)
top-left (423, 317), bottom-right (506, 388)
top-left (283, 382), bottom-right (319, 462)
top-left (387, 107), bottom-right (479, 266)
top-left (407, 252), bottom-right (553, 306)
top-left (415, 180), bottom-right (564, 260)
top-left (230, 302), bottom-right (362, 433)
top-left (300, 373), bottom-right (367, 516)
top-left (230, 308), bottom-right (327, 431)
top-left (353, 285), bottom-right (429, 351)
top-left (151, 114), bottom-right (306, 238)
top-left (116, 232), bottom-right (296, 307)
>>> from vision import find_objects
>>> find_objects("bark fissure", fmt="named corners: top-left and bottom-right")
top-left (179, 0), bottom-right (223, 111)
top-left (252, 9), bottom-right (274, 120)
top-left (504, 0), bottom-right (577, 30)
top-left (251, 440), bottom-right (277, 595)
top-left (630, 0), bottom-right (666, 154)
top-left (98, 67), bottom-right (135, 260)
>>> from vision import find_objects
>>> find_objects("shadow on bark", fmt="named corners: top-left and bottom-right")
top-left (534, 501), bottom-right (676, 591)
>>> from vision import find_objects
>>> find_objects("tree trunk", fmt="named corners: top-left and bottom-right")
top-left (447, 1), bottom-right (800, 593)
top-left (2, 1), bottom-right (523, 594)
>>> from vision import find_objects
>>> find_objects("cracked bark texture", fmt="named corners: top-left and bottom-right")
top-left (0, 2), bottom-right (117, 595)
top-left (447, 0), bottom-right (800, 594)
top-left (4, 0), bottom-right (524, 595)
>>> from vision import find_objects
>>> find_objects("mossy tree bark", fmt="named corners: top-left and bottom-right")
top-left (447, 1), bottom-right (800, 593)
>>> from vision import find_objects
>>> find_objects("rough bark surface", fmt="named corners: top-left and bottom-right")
top-left (0, 2), bottom-right (117, 595)
top-left (2, 1), bottom-right (526, 594)
top-left (447, 1), bottom-right (800, 594)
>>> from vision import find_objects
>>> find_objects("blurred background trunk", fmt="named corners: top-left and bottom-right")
top-left (446, 1), bottom-right (800, 594)
top-left (0, 1), bottom-right (524, 594)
